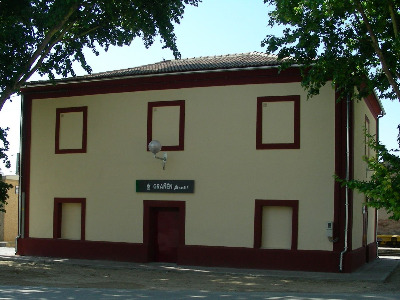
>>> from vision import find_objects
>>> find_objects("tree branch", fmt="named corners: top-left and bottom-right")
top-left (16, 23), bottom-right (75, 89)
top-left (354, 0), bottom-right (400, 102)
top-left (0, 2), bottom-right (81, 110)
top-left (388, 0), bottom-right (398, 38)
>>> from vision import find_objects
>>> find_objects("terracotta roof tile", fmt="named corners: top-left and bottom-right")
top-left (29, 52), bottom-right (284, 85)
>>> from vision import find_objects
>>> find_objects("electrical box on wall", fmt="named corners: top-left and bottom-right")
top-left (326, 221), bottom-right (333, 238)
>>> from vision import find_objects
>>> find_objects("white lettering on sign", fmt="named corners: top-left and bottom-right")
top-left (152, 183), bottom-right (173, 190)
top-left (136, 180), bottom-right (194, 193)
top-left (174, 185), bottom-right (189, 190)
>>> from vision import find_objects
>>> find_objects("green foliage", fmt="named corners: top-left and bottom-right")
top-left (263, 0), bottom-right (400, 101)
top-left (0, 127), bottom-right (11, 169)
top-left (266, 0), bottom-right (400, 220)
top-left (0, 0), bottom-right (200, 109)
top-left (0, 127), bottom-right (12, 212)
top-left (336, 133), bottom-right (400, 220)
top-left (0, 178), bottom-right (12, 213)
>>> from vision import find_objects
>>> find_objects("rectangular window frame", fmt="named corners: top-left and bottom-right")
top-left (256, 95), bottom-right (300, 149)
top-left (254, 199), bottom-right (299, 250)
top-left (53, 197), bottom-right (86, 240)
top-left (147, 100), bottom-right (185, 151)
top-left (55, 106), bottom-right (88, 154)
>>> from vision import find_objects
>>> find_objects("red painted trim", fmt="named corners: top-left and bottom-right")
top-left (254, 200), bottom-right (299, 250)
top-left (147, 101), bottom-right (185, 151)
top-left (256, 95), bottom-right (300, 149)
top-left (349, 101), bottom-right (354, 251)
top-left (333, 96), bottom-right (354, 254)
top-left (179, 246), bottom-right (340, 272)
top-left (343, 242), bottom-right (377, 272)
top-left (21, 95), bottom-right (33, 238)
top-left (368, 241), bottom-right (377, 261)
top-left (53, 198), bottom-right (86, 240)
top-left (55, 106), bottom-right (88, 154)
top-left (364, 94), bottom-right (383, 120)
top-left (21, 68), bottom-right (303, 100)
top-left (16, 237), bottom-right (375, 273)
top-left (17, 238), bottom-right (146, 262)
top-left (143, 200), bottom-right (186, 261)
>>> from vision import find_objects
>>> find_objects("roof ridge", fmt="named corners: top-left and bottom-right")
top-left (181, 51), bottom-right (271, 60)
top-left (26, 52), bottom-right (284, 85)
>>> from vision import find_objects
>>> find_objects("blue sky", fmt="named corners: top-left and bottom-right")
top-left (0, 0), bottom-right (399, 174)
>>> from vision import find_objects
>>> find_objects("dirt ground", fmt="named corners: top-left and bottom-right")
top-left (0, 251), bottom-right (399, 294)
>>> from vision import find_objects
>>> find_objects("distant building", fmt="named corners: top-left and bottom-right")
top-left (378, 209), bottom-right (400, 235)
top-left (0, 175), bottom-right (19, 246)
top-left (17, 52), bottom-right (383, 272)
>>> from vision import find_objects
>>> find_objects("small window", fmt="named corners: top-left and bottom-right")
top-left (55, 107), bottom-right (88, 154)
top-left (256, 96), bottom-right (300, 149)
top-left (254, 200), bottom-right (299, 250)
top-left (147, 101), bottom-right (185, 151)
top-left (53, 198), bottom-right (86, 240)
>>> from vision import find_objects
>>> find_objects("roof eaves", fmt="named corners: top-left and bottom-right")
top-left (23, 64), bottom-right (283, 89)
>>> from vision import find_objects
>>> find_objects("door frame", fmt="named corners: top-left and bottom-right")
top-left (143, 200), bottom-right (186, 262)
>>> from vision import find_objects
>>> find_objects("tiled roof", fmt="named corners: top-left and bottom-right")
top-left (88, 52), bottom-right (282, 78)
top-left (28, 52), bottom-right (285, 85)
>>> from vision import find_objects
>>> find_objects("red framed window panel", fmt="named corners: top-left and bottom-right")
top-left (254, 200), bottom-right (299, 250)
top-left (147, 100), bottom-right (185, 151)
top-left (53, 198), bottom-right (86, 240)
top-left (256, 95), bottom-right (300, 149)
top-left (55, 106), bottom-right (88, 154)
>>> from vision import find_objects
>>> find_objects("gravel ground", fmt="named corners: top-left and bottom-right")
top-left (0, 247), bottom-right (399, 294)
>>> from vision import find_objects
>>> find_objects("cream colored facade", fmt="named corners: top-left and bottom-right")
top-left (29, 82), bottom-right (336, 250)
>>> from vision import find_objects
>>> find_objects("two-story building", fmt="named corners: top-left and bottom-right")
top-left (17, 52), bottom-right (383, 272)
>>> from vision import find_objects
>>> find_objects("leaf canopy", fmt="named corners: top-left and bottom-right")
top-left (0, 0), bottom-right (200, 109)
top-left (263, 0), bottom-right (400, 101)
top-left (336, 134), bottom-right (400, 220)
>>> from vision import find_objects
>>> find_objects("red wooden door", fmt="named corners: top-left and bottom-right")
top-left (154, 208), bottom-right (180, 262)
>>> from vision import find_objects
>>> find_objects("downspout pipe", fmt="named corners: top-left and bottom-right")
top-left (339, 94), bottom-right (351, 272)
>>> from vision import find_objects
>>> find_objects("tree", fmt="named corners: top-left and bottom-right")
top-left (263, 0), bottom-right (400, 102)
top-left (0, 0), bottom-right (200, 110)
top-left (336, 133), bottom-right (400, 220)
top-left (0, 128), bottom-right (12, 212)
top-left (0, 0), bottom-right (199, 207)
top-left (263, 0), bottom-right (400, 217)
